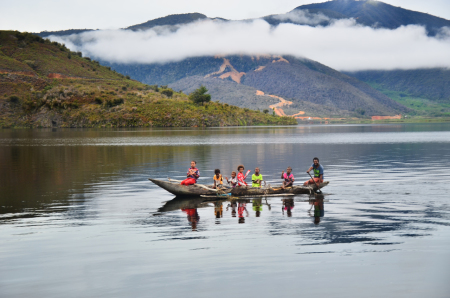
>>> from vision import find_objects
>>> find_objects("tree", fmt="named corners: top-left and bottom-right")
top-left (189, 86), bottom-right (211, 105)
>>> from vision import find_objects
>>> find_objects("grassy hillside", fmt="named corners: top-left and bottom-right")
top-left (347, 68), bottom-right (450, 102)
top-left (0, 31), bottom-right (296, 128)
top-left (294, 0), bottom-right (450, 35)
top-left (363, 83), bottom-right (450, 117)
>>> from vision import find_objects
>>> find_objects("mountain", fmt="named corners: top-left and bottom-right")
top-left (293, 0), bottom-right (450, 35)
top-left (126, 13), bottom-right (218, 31)
top-left (346, 68), bottom-right (450, 116)
top-left (30, 1), bottom-right (449, 119)
top-left (35, 1), bottom-right (450, 38)
top-left (36, 13), bottom-right (226, 38)
top-left (347, 68), bottom-right (450, 101)
top-left (106, 55), bottom-right (407, 117)
top-left (0, 31), bottom-right (295, 128)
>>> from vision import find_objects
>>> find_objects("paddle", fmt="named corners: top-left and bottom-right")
top-left (308, 172), bottom-right (323, 194)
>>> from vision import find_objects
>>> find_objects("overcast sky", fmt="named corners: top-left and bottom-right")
top-left (1, 0), bottom-right (450, 32)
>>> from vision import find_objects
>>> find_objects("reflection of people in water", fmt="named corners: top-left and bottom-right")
top-left (238, 202), bottom-right (249, 224)
top-left (214, 201), bottom-right (223, 224)
top-left (252, 198), bottom-right (263, 217)
top-left (226, 201), bottom-right (237, 217)
top-left (309, 198), bottom-right (324, 224)
top-left (182, 208), bottom-right (200, 231)
top-left (282, 198), bottom-right (294, 217)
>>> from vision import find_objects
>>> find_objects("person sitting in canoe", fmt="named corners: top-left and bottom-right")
top-left (281, 167), bottom-right (295, 189)
top-left (226, 171), bottom-right (238, 187)
top-left (237, 165), bottom-right (251, 187)
top-left (304, 157), bottom-right (324, 186)
top-left (213, 169), bottom-right (223, 189)
top-left (180, 160), bottom-right (200, 186)
top-left (251, 167), bottom-right (263, 188)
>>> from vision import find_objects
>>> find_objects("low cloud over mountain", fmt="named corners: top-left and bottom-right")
top-left (50, 16), bottom-right (450, 71)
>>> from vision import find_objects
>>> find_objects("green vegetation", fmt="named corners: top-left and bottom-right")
top-left (189, 86), bottom-right (211, 105)
top-left (347, 68), bottom-right (450, 102)
top-left (367, 83), bottom-right (450, 117)
top-left (0, 30), bottom-right (296, 128)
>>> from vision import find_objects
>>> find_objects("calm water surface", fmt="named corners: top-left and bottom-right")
top-left (1, 124), bottom-right (450, 298)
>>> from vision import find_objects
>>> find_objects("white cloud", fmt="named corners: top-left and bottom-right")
top-left (50, 18), bottom-right (450, 71)
top-left (271, 10), bottom-right (330, 25)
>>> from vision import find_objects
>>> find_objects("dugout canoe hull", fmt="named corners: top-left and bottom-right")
top-left (149, 178), bottom-right (329, 197)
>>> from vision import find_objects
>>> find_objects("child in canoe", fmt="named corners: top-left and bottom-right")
top-left (281, 167), bottom-right (295, 189)
top-left (226, 171), bottom-right (238, 187)
top-left (236, 165), bottom-right (251, 187)
top-left (252, 167), bottom-right (263, 188)
top-left (213, 169), bottom-right (223, 189)
top-left (180, 160), bottom-right (200, 185)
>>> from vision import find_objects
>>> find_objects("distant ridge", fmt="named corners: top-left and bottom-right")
top-left (293, 0), bottom-right (450, 35)
top-left (35, 0), bottom-right (450, 37)
top-left (38, 29), bottom-right (96, 38)
top-left (126, 13), bottom-right (208, 31)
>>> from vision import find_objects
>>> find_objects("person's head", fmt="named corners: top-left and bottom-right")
top-left (313, 157), bottom-right (319, 166)
top-left (286, 166), bottom-right (292, 174)
top-left (237, 165), bottom-right (244, 173)
top-left (254, 167), bottom-right (260, 175)
top-left (231, 171), bottom-right (236, 178)
top-left (190, 160), bottom-right (197, 168)
top-left (214, 169), bottom-right (220, 176)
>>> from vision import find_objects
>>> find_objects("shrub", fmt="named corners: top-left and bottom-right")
top-left (94, 97), bottom-right (103, 104)
top-left (105, 98), bottom-right (124, 107)
top-left (76, 52), bottom-right (82, 57)
top-left (9, 95), bottom-right (20, 103)
top-left (122, 86), bottom-right (127, 91)
top-left (263, 109), bottom-right (269, 114)
top-left (125, 75), bottom-right (131, 80)
top-left (24, 60), bottom-right (37, 70)
top-left (161, 89), bottom-right (174, 98)
top-left (67, 52), bottom-right (71, 59)
top-left (84, 57), bottom-right (91, 61)
top-left (148, 85), bottom-right (159, 92)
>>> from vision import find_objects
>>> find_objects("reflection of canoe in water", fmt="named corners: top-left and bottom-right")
top-left (157, 197), bottom-right (212, 213)
top-left (149, 178), bottom-right (329, 197)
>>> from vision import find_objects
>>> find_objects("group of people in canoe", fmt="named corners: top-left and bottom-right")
top-left (180, 157), bottom-right (324, 188)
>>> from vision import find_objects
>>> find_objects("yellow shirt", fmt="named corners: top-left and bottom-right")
top-left (213, 174), bottom-right (223, 185)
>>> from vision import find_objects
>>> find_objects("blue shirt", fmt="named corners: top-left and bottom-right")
top-left (311, 163), bottom-right (324, 179)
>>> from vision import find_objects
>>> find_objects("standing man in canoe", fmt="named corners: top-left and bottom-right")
top-left (304, 157), bottom-right (324, 186)
top-left (181, 160), bottom-right (200, 185)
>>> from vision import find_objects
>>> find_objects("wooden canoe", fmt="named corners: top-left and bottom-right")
top-left (149, 178), bottom-right (329, 197)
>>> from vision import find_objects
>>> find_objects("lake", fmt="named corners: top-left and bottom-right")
top-left (1, 123), bottom-right (450, 298)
